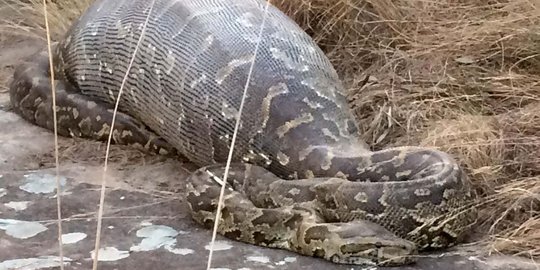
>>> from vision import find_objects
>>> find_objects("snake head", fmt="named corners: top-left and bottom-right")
top-left (300, 219), bottom-right (418, 266)
top-left (330, 233), bottom-right (418, 266)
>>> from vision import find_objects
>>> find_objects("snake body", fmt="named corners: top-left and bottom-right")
top-left (8, 0), bottom-right (477, 266)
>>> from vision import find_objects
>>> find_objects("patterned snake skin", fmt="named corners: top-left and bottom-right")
top-left (8, 0), bottom-right (478, 266)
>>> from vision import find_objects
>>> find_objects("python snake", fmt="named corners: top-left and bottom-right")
top-left (8, 0), bottom-right (478, 266)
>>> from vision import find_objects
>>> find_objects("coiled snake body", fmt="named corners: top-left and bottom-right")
top-left (8, 0), bottom-right (477, 266)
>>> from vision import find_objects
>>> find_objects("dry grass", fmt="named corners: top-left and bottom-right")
top-left (0, 0), bottom-right (92, 40)
top-left (1, 0), bottom-right (540, 261)
top-left (274, 0), bottom-right (540, 259)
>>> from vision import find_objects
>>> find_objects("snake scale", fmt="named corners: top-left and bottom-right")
top-left (8, 0), bottom-right (478, 266)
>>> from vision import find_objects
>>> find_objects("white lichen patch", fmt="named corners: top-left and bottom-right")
top-left (0, 256), bottom-right (71, 269)
top-left (130, 225), bottom-right (190, 256)
top-left (19, 173), bottom-right (66, 194)
top-left (90, 247), bottom-right (130, 262)
top-left (140, 220), bottom-right (153, 226)
top-left (130, 225), bottom-right (178, 252)
top-left (275, 256), bottom-right (297, 265)
top-left (4, 201), bottom-right (31, 211)
top-left (0, 187), bottom-right (6, 198)
top-left (0, 219), bottom-right (47, 239)
top-left (62, 232), bottom-right (87, 244)
top-left (204, 240), bottom-right (233, 251)
top-left (164, 246), bottom-right (194, 255)
top-left (246, 255), bottom-right (270, 264)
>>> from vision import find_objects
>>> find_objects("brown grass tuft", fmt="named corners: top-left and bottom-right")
top-left (2, 0), bottom-right (540, 260)
top-left (272, 0), bottom-right (540, 259)
top-left (0, 0), bottom-right (92, 40)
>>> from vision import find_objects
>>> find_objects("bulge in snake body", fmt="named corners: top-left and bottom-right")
top-left (8, 0), bottom-right (478, 266)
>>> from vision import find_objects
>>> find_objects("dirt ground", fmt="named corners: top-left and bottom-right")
top-left (0, 10), bottom-right (539, 270)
